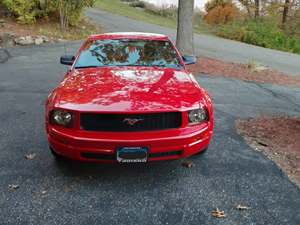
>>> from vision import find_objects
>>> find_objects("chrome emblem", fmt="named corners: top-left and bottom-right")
top-left (123, 118), bottom-right (143, 126)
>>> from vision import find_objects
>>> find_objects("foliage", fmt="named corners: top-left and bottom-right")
top-left (48, 0), bottom-right (95, 29)
top-left (217, 19), bottom-right (300, 53)
top-left (284, 8), bottom-right (300, 37)
top-left (129, 1), bottom-right (145, 8)
top-left (204, 3), bottom-right (240, 25)
top-left (1, 0), bottom-right (95, 28)
top-left (204, 0), bottom-right (240, 25)
top-left (2, 0), bottom-right (38, 24)
top-left (205, 0), bottom-right (231, 12)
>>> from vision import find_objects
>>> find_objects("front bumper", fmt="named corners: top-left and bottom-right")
top-left (47, 123), bottom-right (213, 162)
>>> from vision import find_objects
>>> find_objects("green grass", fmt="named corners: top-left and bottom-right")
top-left (95, 0), bottom-right (212, 34)
top-left (217, 20), bottom-right (300, 54)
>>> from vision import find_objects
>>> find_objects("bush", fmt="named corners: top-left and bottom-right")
top-left (46, 0), bottom-right (95, 29)
top-left (2, 0), bottom-right (38, 24)
top-left (205, 0), bottom-right (230, 12)
top-left (204, 3), bottom-right (239, 25)
top-left (129, 1), bottom-right (145, 8)
top-left (217, 20), bottom-right (300, 54)
top-left (1, 0), bottom-right (95, 28)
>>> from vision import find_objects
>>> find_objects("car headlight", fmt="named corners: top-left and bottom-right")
top-left (188, 108), bottom-right (208, 124)
top-left (50, 110), bottom-right (73, 127)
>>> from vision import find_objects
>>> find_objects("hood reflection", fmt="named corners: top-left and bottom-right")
top-left (54, 67), bottom-right (202, 112)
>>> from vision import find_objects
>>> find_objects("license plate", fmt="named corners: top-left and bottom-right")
top-left (116, 147), bottom-right (148, 163)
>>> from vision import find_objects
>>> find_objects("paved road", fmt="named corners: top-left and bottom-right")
top-left (0, 43), bottom-right (299, 224)
top-left (86, 8), bottom-right (300, 77)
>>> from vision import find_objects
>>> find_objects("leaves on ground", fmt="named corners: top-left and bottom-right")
top-left (25, 153), bottom-right (36, 160)
top-left (181, 161), bottom-right (194, 168)
top-left (257, 140), bottom-right (268, 147)
top-left (236, 117), bottom-right (300, 187)
top-left (8, 184), bottom-right (19, 191)
top-left (236, 204), bottom-right (251, 210)
top-left (211, 208), bottom-right (226, 218)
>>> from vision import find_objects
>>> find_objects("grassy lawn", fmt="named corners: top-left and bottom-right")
top-left (95, 0), bottom-right (212, 34)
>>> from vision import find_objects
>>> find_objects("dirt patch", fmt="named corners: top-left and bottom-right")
top-left (236, 117), bottom-right (300, 187)
top-left (187, 57), bottom-right (300, 87)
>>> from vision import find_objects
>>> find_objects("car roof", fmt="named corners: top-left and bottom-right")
top-left (88, 32), bottom-right (169, 41)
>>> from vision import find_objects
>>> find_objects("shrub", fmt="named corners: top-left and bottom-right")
top-left (204, 3), bottom-right (239, 25)
top-left (129, 1), bottom-right (145, 8)
top-left (1, 0), bottom-right (94, 28)
top-left (2, 0), bottom-right (38, 24)
top-left (45, 0), bottom-right (95, 29)
top-left (217, 19), bottom-right (300, 54)
top-left (205, 0), bottom-right (229, 12)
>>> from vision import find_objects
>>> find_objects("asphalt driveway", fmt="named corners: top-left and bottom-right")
top-left (0, 43), bottom-right (299, 225)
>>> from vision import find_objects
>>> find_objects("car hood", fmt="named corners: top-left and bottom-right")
top-left (51, 67), bottom-right (204, 112)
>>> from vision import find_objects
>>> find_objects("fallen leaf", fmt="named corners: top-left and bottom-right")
top-left (211, 208), bottom-right (226, 218)
top-left (25, 153), bottom-right (36, 160)
top-left (181, 161), bottom-right (194, 168)
top-left (257, 140), bottom-right (268, 147)
top-left (236, 204), bottom-right (250, 210)
top-left (8, 184), bottom-right (19, 190)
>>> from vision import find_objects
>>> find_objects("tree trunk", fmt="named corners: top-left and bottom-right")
top-left (176, 0), bottom-right (194, 56)
top-left (254, 0), bottom-right (259, 18)
top-left (59, 0), bottom-right (68, 31)
top-left (282, 0), bottom-right (290, 25)
top-left (245, 0), bottom-right (252, 18)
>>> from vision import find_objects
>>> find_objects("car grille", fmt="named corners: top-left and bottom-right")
top-left (80, 112), bottom-right (182, 132)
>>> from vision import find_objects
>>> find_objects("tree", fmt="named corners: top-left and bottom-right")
top-left (53, 0), bottom-right (94, 31)
top-left (204, 0), bottom-right (239, 25)
top-left (282, 0), bottom-right (290, 24)
top-left (254, 0), bottom-right (260, 18)
top-left (176, 0), bottom-right (194, 56)
top-left (238, 0), bottom-right (252, 17)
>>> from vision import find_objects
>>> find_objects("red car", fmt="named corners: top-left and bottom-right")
top-left (45, 32), bottom-right (213, 163)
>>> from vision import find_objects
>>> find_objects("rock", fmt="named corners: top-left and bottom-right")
top-left (41, 35), bottom-right (50, 43)
top-left (0, 32), bottom-right (15, 47)
top-left (0, 19), bottom-right (5, 28)
top-left (34, 36), bottom-right (44, 45)
top-left (14, 36), bottom-right (34, 46)
top-left (57, 38), bottom-right (67, 43)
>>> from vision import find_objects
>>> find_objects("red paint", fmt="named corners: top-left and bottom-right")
top-left (45, 33), bottom-right (214, 162)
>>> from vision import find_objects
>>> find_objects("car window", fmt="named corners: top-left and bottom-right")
top-left (75, 39), bottom-right (182, 69)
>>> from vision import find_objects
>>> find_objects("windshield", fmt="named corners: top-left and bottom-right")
top-left (75, 39), bottom-right (182, 69)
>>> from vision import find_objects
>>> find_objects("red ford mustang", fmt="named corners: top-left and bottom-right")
top-left (45, 32), bottom-right (213, 163)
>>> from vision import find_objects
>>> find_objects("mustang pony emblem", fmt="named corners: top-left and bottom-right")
top-left (123, 118), bottom-right (144, 126)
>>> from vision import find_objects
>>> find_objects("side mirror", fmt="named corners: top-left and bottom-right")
top-left (60, 55), bottom-right (75, 66)
top-left (182, 55), bottom-right (196, 65)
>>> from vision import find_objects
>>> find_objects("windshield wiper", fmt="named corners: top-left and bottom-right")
top-left (75, 65), bottom-right (102, 69)
top-left (152, 64), bottom-right (167, 68)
